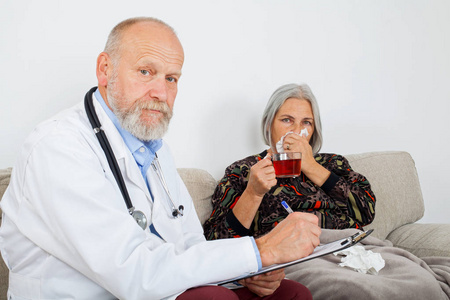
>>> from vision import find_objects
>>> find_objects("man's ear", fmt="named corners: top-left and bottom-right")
top-left (96, 52), bottom-right (111, 87)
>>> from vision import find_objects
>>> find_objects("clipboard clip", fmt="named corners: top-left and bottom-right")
top-left (340, 229), bottom-right (374, 246)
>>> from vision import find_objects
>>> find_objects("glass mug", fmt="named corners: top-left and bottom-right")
top-left (272, 152), bottom-right (302, 178)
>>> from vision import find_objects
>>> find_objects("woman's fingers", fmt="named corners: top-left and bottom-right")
top-left (248, 156), bottom-right (277, 196)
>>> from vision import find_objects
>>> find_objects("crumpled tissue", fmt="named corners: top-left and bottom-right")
top-left (275, 128), bottom-right (309, 153)
top-left (334, 245), bottom-right (385, 275)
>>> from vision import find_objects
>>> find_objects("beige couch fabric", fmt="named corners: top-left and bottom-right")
top-left (388, 223), bottom-right (450, 258)
top-left (177, 168), bottom-right (216, 224)
top-left (346, 151), bottom-right (425, 240)
top-left (0, 168), bottom-right (11, 300)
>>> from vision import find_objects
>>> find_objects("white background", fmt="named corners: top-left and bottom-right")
top-left (1, 0), bottom-right (449, 223)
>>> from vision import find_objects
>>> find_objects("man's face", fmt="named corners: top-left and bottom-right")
top-left (106, 22), bottom-right (184, 141)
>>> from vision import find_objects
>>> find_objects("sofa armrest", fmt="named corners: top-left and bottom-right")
top-left (387, 223), bottom-right (450, 258)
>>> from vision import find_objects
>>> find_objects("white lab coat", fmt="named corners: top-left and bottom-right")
top-left (0, 93), bottom-right (259, 300)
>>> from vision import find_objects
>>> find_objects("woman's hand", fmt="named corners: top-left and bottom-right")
top-left (232, 153), bottom-right (277, 228)
top-left (282, 133), bottom-right (331, 186)
top-left (238, 269), bottom-right (286, 297)
top-left (246, 154), bottom-right (277, 197)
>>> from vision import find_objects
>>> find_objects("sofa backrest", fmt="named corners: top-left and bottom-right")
top-left (177, 168), bottom-right (216, 224)
top-left (345, 151), bottom-right (424, 240)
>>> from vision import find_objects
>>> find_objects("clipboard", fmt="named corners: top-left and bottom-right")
top-left (213, 229), bottom-right (374, 287)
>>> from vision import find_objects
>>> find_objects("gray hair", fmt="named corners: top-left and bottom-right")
top-left (104, 17), bottom-right (177, 67)
top-left (261, 83), bottom-right (323, 154)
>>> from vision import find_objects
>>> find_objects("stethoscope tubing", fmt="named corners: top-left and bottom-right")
top-left (84, 87), bottom-right (134, 211)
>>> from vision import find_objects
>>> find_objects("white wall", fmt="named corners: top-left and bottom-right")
top-left (1, 0), bottom-right (449, 224)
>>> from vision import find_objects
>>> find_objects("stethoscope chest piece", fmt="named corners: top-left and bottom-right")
top-left (130, 207), bottom-right (148, 230)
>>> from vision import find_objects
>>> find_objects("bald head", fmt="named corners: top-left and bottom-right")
top-left (104, 17), bottom-right (183, 67)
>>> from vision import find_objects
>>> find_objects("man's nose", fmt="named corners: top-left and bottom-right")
top-left (148, 77), bottom-right (168, 102)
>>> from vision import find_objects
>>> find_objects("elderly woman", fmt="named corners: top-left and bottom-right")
top-left (203, 83), bottom-right (376, 240)
top-left (203, 84), bottom-right (450, 300)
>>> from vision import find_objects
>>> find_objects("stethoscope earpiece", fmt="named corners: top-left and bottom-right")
top-left (172, 205), bottom-right (184, 218)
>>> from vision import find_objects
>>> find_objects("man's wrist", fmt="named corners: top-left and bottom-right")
top-left (250, 237), bottom-right (263, 270)
top-left (255, 236), bottom-right (274, 267)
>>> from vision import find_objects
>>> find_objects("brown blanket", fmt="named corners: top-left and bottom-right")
top-left (286, 229), bottom-right (450, 300)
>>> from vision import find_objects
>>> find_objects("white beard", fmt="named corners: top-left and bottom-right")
top-left (106, 79), bottom-right (173, 142)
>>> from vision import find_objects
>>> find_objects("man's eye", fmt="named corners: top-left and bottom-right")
top-left (166, 77), bottom-right (177, 83)
top-left (140, 70), bottom-right (150, 76)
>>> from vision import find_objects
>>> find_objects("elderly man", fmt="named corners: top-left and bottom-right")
top-left (0, 17), bottom-right (320, 299)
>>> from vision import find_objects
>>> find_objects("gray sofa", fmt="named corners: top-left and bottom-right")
top-left (1, 151), bottom-right (449, 299)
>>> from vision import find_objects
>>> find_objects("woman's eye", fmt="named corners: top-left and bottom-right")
top-left (281, 118), bottom-right (291, 123)
top-left (302, 119), bottom-right (313, 126)
top-left (140, 70), bottom-right (150, 76)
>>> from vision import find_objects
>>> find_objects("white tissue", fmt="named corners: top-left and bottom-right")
top-left (275, 128), bottom-right (309, 153)
top-left (334, 245), bottom-right (385, 275)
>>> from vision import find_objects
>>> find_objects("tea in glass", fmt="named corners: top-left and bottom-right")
top-left (272, 152), bottom-right (302, 178)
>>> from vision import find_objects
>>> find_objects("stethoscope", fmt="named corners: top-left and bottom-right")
top-left (84, 87), bottom-right (183, 230)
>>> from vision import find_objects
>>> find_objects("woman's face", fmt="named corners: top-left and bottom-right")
top-left (270, 98), bottom-right (315, 148)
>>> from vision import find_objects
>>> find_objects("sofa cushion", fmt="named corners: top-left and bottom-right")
top-left (177, 168), bottom-right (217, 225)
top-left (387, 223), bottom-right (450, 257)
top-left (346, 151), bottom-right (425, 240)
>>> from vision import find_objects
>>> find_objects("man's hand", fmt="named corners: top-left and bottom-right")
top-left (255, 212), bottom-right (321, 266)
top-left (238, 269), bottom-right (285, 297)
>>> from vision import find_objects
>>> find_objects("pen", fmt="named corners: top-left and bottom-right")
top-left (281, 201), bottom-right (294, 214)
